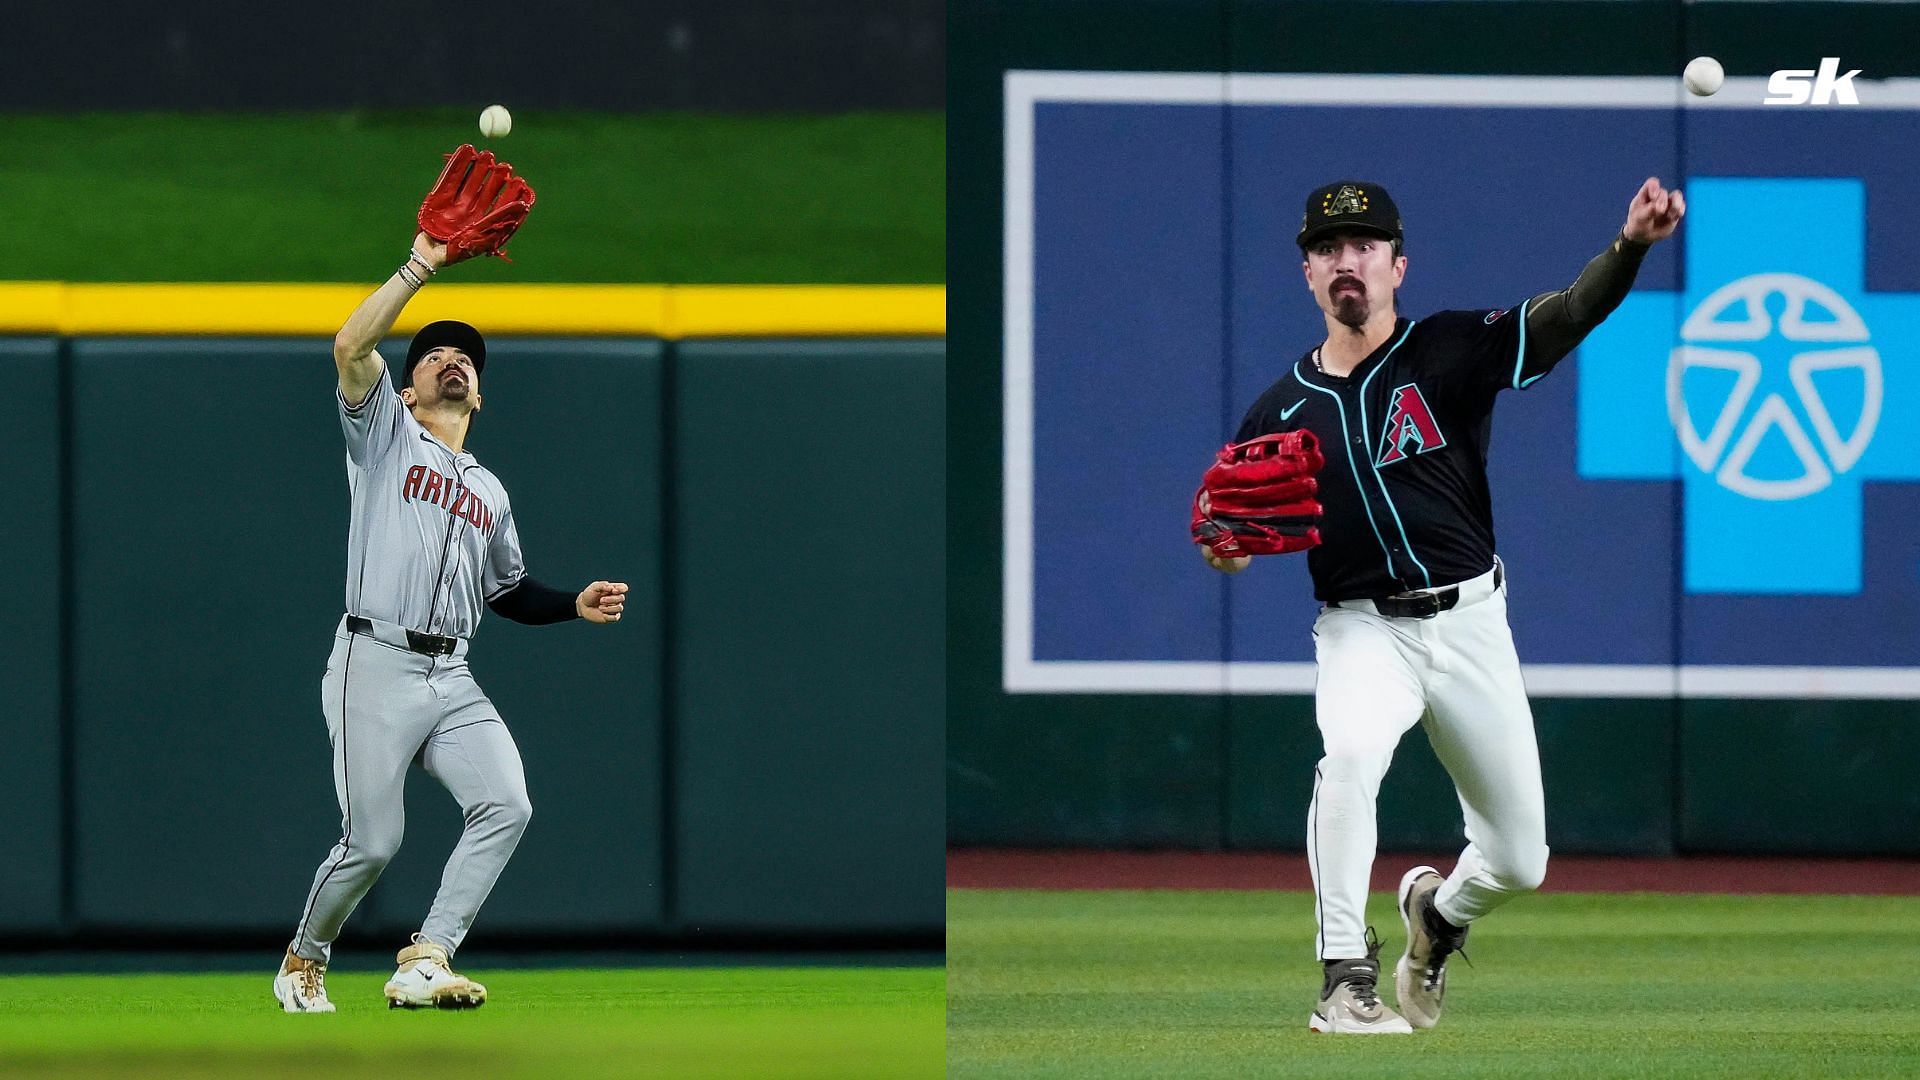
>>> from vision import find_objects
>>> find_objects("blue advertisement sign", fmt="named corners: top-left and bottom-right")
top-left (1003, 72), bottom-right (1920, 696)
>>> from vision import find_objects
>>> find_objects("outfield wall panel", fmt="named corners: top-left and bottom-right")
top-left (40, 333), bottom-right (932, 939)
top-left (671, 340), bottom-right (945, 931)
top-left (1680, 701), bottom-right (1920, 856)
top-left (0, 338), bottom-right (65, 932)
top-left (950, 695), bottom-right (1230, 849)
top-left (67, 339), bottom-right (347, 930)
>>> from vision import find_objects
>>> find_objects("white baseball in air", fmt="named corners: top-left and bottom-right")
top-left (479, 104), bottom-right (513, 138)
top-left (1684, 56), bottom-right (1724, 97)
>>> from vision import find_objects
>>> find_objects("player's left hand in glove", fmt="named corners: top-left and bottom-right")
top-left (417, 144), bottom-right (537, 264)
top-left (1191, 430), bottom-right (1325, 562)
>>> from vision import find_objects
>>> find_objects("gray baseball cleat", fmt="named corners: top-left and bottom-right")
top-left (1309, 928), bottom-right (1413, 1034)
top-left (1395, 864), bottom-right (1470, 1029)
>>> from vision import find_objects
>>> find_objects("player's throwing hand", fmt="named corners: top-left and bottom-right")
top-left (576, 581), bottom-right (629, 623)
top-left (1623, 177), bottom-right (1686, 244)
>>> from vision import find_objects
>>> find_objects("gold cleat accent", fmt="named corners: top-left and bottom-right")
top-left (383, 933), bottom-right (488, 1010)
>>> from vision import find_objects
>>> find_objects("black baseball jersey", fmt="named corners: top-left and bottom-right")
top-left (1235, 301), bottom-right (1565, 602)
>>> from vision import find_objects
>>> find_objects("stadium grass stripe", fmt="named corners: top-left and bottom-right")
top-left (0, 965), bottom-right (943, 1080)
top-left (947, 888), bottom-right (1920, 1079)
top-left (0, 111), bottom-right (942, 285)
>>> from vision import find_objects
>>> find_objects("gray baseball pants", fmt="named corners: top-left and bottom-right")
top-left (291, 616), bottom-right (532, 962)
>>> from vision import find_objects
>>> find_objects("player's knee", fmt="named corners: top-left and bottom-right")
top-left (1496, 845), bottom-right (1549, 894)
top-left (354, 831), bottom-right (403, 869)
top-left (1315, 747), bottom-right (1393, 787)
top-left (493, 794), bottom-right (532, 837)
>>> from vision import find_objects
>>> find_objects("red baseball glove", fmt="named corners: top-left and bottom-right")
top-left (418, 144), bottom-right (536, 263)
top-left (1191, 431), bottom-right (1325, 558)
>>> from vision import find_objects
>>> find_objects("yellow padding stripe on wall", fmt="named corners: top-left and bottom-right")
top-left (0, 283), bottom-right (945, 338)
top-left (668, 286), bottom-right (945, 337)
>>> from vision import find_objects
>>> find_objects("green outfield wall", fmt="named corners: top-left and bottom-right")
top-left (0, 339), bottom-right (63, 931)
top-left (947, 0), bottom-right (1920, 858)
top-left (1, 332), bottom-right (943, 941)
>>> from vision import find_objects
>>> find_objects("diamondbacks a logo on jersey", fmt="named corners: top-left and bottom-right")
top-left (401, 465), bottom-right (495, 533)
top-left (1376, 383), bottom-right (1447, 465)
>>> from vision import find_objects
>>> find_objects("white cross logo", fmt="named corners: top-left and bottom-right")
top-left (1666, 273), bottom-right (1881, 501)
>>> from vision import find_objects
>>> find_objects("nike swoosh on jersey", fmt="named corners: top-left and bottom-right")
top-left (1280, 398), bottom-right (1307, 421)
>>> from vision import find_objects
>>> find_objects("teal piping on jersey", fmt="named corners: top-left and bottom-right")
top-left (1355, 320), bottom-right (1434, 590)
top-left (1512, 297), bottom-right (1544, 389)
top-left (1293, 361), bottom-right (1402, 584)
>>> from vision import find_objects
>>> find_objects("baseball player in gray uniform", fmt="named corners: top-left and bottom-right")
top-left (273, 221), bottom-right (629, 1013)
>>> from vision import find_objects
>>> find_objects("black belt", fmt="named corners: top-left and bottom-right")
top-left (1344, 562), bottom-right (1503, 620)
top-left (345, 615), bottom-right (459, 657)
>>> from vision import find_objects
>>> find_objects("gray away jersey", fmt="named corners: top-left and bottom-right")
top-left (338, 369), bottom-right (524, 639)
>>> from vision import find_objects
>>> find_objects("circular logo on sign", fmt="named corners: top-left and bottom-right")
top-left (1666, 272), bottom-right (1881, 501)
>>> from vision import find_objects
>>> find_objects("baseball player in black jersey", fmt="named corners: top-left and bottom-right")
top-left (1200, 179), bottom-right (1684, 1033)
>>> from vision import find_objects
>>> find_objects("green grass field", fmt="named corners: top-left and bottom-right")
top-left (948, 889), bottom-right (1920, 1079)
top-left (0, 965), bottom-right (942, 1079)
top-left (0, 110), bottom-right (942, 283)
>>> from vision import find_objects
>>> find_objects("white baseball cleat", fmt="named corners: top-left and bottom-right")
top-left (383, 933), bottom-right (488, 1009)
top-left (273, 948), bottom-right (335, 1013)
top-left (1309, 929), bottom-right (1413, 1034)
top-left (1396, 864), bottom-right (1469, 1030)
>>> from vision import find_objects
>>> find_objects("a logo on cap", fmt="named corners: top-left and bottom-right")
top-left (1323, 185), bottom-right (1369, 217)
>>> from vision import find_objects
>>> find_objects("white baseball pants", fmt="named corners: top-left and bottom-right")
top-left (1306, 562), bottom-right (1548, 960)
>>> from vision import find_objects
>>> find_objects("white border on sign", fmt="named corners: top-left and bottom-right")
top-left (1001, 69), bottom-right (1920, 698)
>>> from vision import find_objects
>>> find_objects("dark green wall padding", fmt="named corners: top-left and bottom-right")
top-left (0, 338), bottom-right (64, 931)
top-left (5, 334), bottom-right (942, 939)
top-left (673, 341), bottom-right (946, 930)
top-left (947, 0), bottom-right (1920, 858)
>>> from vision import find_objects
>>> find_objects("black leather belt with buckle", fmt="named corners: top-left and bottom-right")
top-left (1350, 563), bottom-right (1504, 620)
top-left (345, 615), bottom-right (459, 657)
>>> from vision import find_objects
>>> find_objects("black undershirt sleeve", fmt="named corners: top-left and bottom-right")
top-left (1523, 232), bottom-right (1651, 364)
top-left (487, 575), bottom-right (580, 625)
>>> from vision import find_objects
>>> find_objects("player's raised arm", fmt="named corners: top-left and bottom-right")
top-left (1520, 177), bottom-right (1686, 371)
top-left (334, 144), bottom-right (536, 407)
top-left (333, 233), bottom-right (447, 406)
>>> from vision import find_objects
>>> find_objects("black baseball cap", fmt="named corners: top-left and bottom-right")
top-left (403, 320), bottom-right (487, 390)
top-left (1297, 181), bottom-right (1403, 249)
